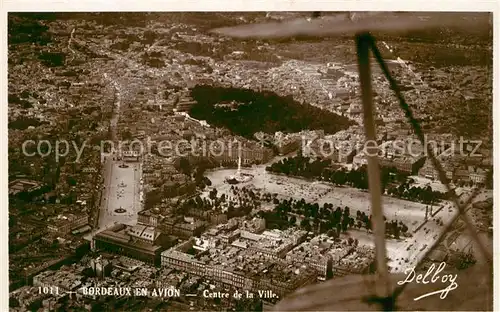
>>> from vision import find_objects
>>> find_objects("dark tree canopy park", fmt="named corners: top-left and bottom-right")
top-left (189, 85), bottom-right (354, 138)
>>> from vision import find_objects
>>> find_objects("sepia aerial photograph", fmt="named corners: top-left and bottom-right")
top-left (7, 11), bottom-right (494, 311)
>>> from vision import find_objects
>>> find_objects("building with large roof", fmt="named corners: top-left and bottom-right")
top-left (93, 223), bottom-right (164, 266)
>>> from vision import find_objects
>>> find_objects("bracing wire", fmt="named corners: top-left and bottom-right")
top-left (368, 35), bottom-right (492, 264)
top-left (355, 33), bottom-right (492, 310)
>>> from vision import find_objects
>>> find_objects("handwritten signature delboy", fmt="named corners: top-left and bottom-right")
top-left (397, 262), bottom-right (458, 301)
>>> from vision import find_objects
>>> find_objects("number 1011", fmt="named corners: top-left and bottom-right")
top-left (38, 286), bottom-right (60, 295)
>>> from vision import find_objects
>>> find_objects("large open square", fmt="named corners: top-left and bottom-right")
top-left (98, 160), bottom-right (143, 229)
top-left (204, 165), bottom-right (457, 272)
